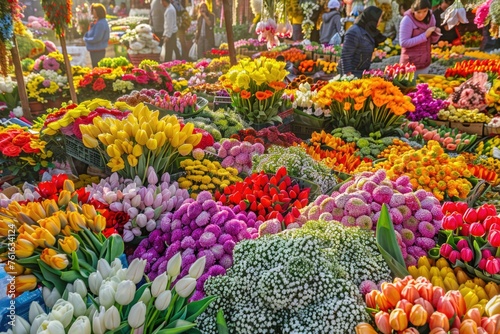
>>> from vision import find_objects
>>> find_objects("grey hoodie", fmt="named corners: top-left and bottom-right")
top-left (319, 10), bottom-right (342, 44)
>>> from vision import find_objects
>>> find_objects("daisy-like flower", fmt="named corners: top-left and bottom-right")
top-left (43, 58), bottom-right (60, 71)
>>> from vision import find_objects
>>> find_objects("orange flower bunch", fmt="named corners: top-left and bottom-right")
top-left (377, 139), bottom-right (414, 159)
top-left (375, 140), bottom-right (473, 201)
top-left (313, 77), bottom-right (415, 136)
top-left (310, 130), bottom-right (357, 153)
top-left (298, 59), bottom-right (316, 73)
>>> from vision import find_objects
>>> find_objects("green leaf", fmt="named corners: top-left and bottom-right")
top-left (60, 270), bottom-right (85, 282)
top-left (473, 239), bottom-right (482, 267)
top-left (216, 309), bottom-right (228, 334)
top-left (376, 204), bottom-right (409, 278)
top-left (38, 260), bottom-right (65, 294)
top-left (71, 251), bottom-right (80, 271)
top-left (156, 320), bottom-right (196, 334)
top-left (185, 296), bottom-right (217, 322)
top-left (171, 307), bottom-right (188, 322)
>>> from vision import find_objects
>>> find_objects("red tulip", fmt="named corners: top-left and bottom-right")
top-left (478, 258), bottom-right (487, 270)
top-left (455, 202), bottom-right (469, 214)
top-left (483, 216), bottom-right (500, 231)
top-left (460, 247), bottom-right (473, 262)
top-left (482, 249), bottom-right (493, 259)
top-left (449, 250), bottom-right (461, 264)
top-left (440, 243), bottom-right (453, 258)
top-left (442, 215), bottom-right (459, 230)
top-left (477, 206), bottom-right (489, 222)
top-left (488, 229), bottom-right (500, 248)
top-left (416, 283), bottom-right (433, 302)
top-left (456, 239), bottom-right (469, 251)
top-left (470, 222), bottom-right (486, 237)
top-left (463, 208), bottom-right (478, 224)
top-left (437, 296), bottom-right (456, 319)
top-left (446, 290), bottom-right (466, 318)
top-left (483, 203), bottom-right (497, 216)
top-left (401, 285), bottom-right (420, 303)
top-left (461, 223), bottom-right (470, 236)
top-left (396, 299), bottom-right (413, 315)
top-left (415, 297), bottom-right (435, 315)
top-left (485, 258), bottom-right (500, 275)
top-left (442, 202), bottom-right (457, 214)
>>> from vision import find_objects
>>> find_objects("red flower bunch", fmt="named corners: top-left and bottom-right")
top-left (439, 202), bottom-right (500, 278)
top-left (468, 164), bottom-right (498, 185)
top-left (214, 166), bottom-right (310, 225)
top-left (0, 128), bottom-right (42, 158)
top-left (41, 0), bottom-right (72, 36)
top-left (122, 66), bottom-right (174, 92)
top-left (98, 208), bottom-right (130, 238)
top-left (445, 59), bottom-right (500, 78)
top-left (230, 127), bottom-right (302, 150)
top-left (207, 48), bottom-right (229, 58)
top-left (35, 173), bottom-right (69, 199)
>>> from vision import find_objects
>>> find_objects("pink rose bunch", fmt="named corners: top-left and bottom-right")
top-left (213, 139), bottom-right (265, 174)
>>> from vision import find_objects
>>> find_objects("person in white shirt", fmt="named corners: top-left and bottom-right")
top-left (161, 0), bottom-right (180, 61)
top-left (150, 0), bottom-right (166, 46)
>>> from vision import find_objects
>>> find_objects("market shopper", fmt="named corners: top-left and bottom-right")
top-left (433, 0), bottom-right (460, 44)
top-left (340, 6), bottom-right (386, 78)
top-left (150, 0), bottom-right (166, 46)
top-left (161, 0), bottom-right (181, 62)
top-left (84, 3), bottom-right (110, 68)
top-left (399, 0), bottom-right (441, 75)
top-left (319, 0), bottom-right (342, 45)
top-left (195, 2), bottom-right (215, 59)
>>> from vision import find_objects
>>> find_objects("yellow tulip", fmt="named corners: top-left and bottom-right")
top-left (181, 123), bottom-right (194, 136)
top-left (117, 130), bottom-right (129, 140)
top-left (15, 239), bottom-right (36, 258)
top-left (30, 202), bottom-right (46, 221)
top-left (106, 144), bottom-right (121, 158)
top-left (33, 227), bottom-right (56, 247)
top-left (15, 274), bottom-right (37, 294)
top-left (132, 144), bottom-right (143, 157)
top-left (124, 122), bottom-right (134, 137)
top-left (89, 215), bottom-right (106, 233)
top-left (164, 123), bottom-right (173, 138)
top-left (82, 134), bottom-right (99, 148)
top-left (57, 190), bottom-right (72, 207)
top-left (121, 141), bottom-right (133, 154)
top-left (63, 179), bottom-right (75, 192)
top-left (94, 118), bottom-right (110, 133)
top-left (154, 132), bottom-right (167, 148)
top-left (5, 262), bottom-right (25, 276)
top-left (141, 123), bottom-right (153, 137)
top-left (146, 138), bottom-right (158, 150)
top-left (171, 132), bottom-right (180, 147)
top-left (107, 157), bottom-right (125, 172)
top-left (61, 225), bottom-right (72, 236)
top-left (109, 125), bottom-right (118, 136)
top-left (68, 212), bottom-right (86, 232)
top-left (127, 154), bottom-right (138, 167)
top-left (88, 124), bottom-right (101, 137)
top-left (135, 129), bottom-right (148, 146)
top-left (41, 248), bottom-right (69, 270)
top-left (59, 236), bottom-right (80, 254)
top-left (156, 120), bottom-right (166, 132)
top-left (18, 223), bottom-right (36, 235)
top-left (56, 211), bottom-right (68, 229)
top-left (178, 143), bottom-right (194, 156)
top-left (82, 204), bottom-right (97, 220)
top-left (98, 133), bottom-right (110, 146)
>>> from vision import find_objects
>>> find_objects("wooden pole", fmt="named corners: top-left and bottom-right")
top-left (59, 34), bottom-right (78, 104)
top-left (222, 0), bottom-right (237, 66)
top-left (10, 35), bottom-right (32, 121)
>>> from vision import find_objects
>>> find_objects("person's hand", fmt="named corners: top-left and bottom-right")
top-left (435, 27), bottom-right (441, 34)
top-left (425, 27), bottom-right (436, 38)
top-left (164, 36), bottom-right (169, 43)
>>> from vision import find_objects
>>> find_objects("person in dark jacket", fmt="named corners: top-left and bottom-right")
top-left (433, 0), bottom-right (459, 43)
top-left (319, 0), bottom-right (342, 44)
top-left (341, 6), bottom-right (386, 77)
top-left (195, 2), bottom-right (215, 59)
top-left (84, 3), bottom-right (110, 68)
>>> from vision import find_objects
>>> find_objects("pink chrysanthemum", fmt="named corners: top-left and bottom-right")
top-left (359, 280), bottom-right (378, 295)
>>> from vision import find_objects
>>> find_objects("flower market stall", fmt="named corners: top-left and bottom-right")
top-left (3, 0), bottom-right (500, 333)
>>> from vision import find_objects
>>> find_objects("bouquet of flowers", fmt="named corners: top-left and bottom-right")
top-left (449, 72), bottom-right (488, 110)
top-left (40, 0), bottom-right (72, 36)
top-left (121, 63), bottom-right (174, 92)
top-left (292, 82), bottom-right (330, 118)
top-left (313, 77), bottom-right (415, 136)
top-left (219, 57), bottom-right (288, 125)
top-left (406, 83), bottom-right (449, 121)
top-left (26, 70), bottom-right (68, 103)
top-left (33, 52), bottom-right (68, 75)
top-left (0, 76), bottom-right (18, 112)
top-left (77, 67), bottom-right (130, 101)
top-left (120, 23), bottom-right (161, 55)
top-left (148, 91), bottom-right (199, 115)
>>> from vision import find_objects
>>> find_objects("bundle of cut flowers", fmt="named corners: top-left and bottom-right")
top-left (437, 202), bottom-right (500, 282)
top-left (0, 177), bottom-right (124, 296)
top-left (292, 82), bottom-right (329, 117)
top-left (16, 255), bottom-right (212, 334)
top-left (96, 56), bottom-right (132, 68)
top-left (229, 127), bottom-right (302, 149)
top-left (406, 83), bottom-right (449, 121)
top-left (121, 64), bottom-right (174, 92)
top-left (449, 72), bottom-right (488, 111)
top-left (374, 140), bottom-right (473, 202)
top-left (197, 220), bottom-right (390, 333)
top-left (403, 120), bottom-right (478, 153)
top-left (26, 70), bottom-right (68, 103)
top-left (148, 91), bottom-right (199, 114)
top-left (209, 138), bottom-right (265, 174)
top-left (86, 167), bottom-right (190, 242)
top-left (358, 275), bottom-right (497, 333)
top-left (214, 167), bottom-right (310, 226)
top-left (116, 88), bottom-right (159, 106)
top-left (77, 67), bottom-right (130, 101)
top-left (177, 158), bottom-right (242, 198)
top-left (120, 24), bottom-right (161, 54)
top-left (189, 108), bottom-right (246, 139)
top-left (445, 59), bottom-right (500, 78)
top-left (33, 52), bottom-right (68, 75)
top-left (297, 169), bottom-right (442, 266)
top-left (252, 145), bottom-right (336, 194)
top-left (130, 191), bottom-right (262, 299)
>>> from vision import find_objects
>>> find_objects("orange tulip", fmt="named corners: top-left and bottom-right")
top-left (463, 309), bottom-right (481, 327)
top-left (415, 297), bottom-right (435, 316)
top-left (264, 90), bottom-right (273, 98)
top-left (416, 282), bottom-right (433, 302)
top-left (430, 311), bottom-right (450, 331)
top-left (437, 296), bottom-right (456, 319)
top-left (255, 91), bottom-right (268, 101)
top-left (376, 292), bottom-right (392, 312)
top-left (375, 311), bottom-right (391, 334)
top-left (401, 285), bottom-right (420, 303)
top-left (389, 308), bottom-right (408, 331)
top-left (429, 328), bottom-right (448, 334)
top-left (401, 329), bottom-right (419, 334)
top-left (355, 323), bottom-right (379, 334)
top-left (480, 316), bottom-right (497, 333)
top-left (14, 274), bottom-right (37, 295)
top-left (365, 290), bottom-right (378, 309)
top-left (382, 282), bottom-right (401, 307)
top-left (240, 90), bottom-right (251, 99)
top-left (460, 319), bottom-right (478, 334)
top-left (410, 304), bottom-right (428, 326)
top-left (446, 290), bottom-right (467, 318)
top-left (432, 286), bottom-right (446, 308)
top-left (396, 299), bottom-right (413, 316)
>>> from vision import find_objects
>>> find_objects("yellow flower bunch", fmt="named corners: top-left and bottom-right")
top-left (313, 77), bottom-right (415, 136)
top-left (178, 159), bottom-right (242, 198)
top-left (80, 103), bottom-right (202, 182)
top-left (221, 57), bottom-right (288, 91)
top-left (375, 140), bottom-right (472, 201)
top-left (26, 74), bottom-right (63, 103)
top-left (0, 179), bottom-right (117, 295)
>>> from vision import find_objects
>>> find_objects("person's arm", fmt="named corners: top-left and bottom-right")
top-left (334, 14), bottom-right (342, 36)
top-left (163, 9), bottom-right (175, 38)
top-left (399, 16), bottom-right (428, 48)
top-left (341, 29), bottom-right (359, 75)
top-left (84, 21), bottom-right (106, 44)
top-left (429, 15), bottom-right (441, 44)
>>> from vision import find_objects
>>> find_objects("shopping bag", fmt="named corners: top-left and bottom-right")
top-left (189, 43), bottom-right (197, 60)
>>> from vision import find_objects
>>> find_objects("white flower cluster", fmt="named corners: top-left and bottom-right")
top-left (121, 24), bottom-right (161, 55)
top-left (292, 82), bottom-right (329, 117)
top-left (197, 221), bottom-right (371, 334)
top-left (0, 76), bottom-right (17, 94)
top-left (113, 79), bottom-right (135, 93)
top-left (252, 146), bottom-right (336, 193)
top-left (39, 70), bottom-right (68, 87)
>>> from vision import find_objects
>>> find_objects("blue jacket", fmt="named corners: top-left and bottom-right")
top-left (84, 19), bottom-right (110, 51)
top-left (340, 24), bottom-right (376, 78)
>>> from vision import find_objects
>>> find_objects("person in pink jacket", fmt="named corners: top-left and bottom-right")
top-left (399, 0), bottom-right (441, 75)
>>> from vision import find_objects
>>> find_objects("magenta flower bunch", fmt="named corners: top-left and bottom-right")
top-left (130, 191), bottom-right (263, 300)
top-left (296, 169), bottom-right (443, 266)
top-left (86, 167), bottom-right (190, 242)
top-left (213, 139), bottom-right (265, 174)
top-left (151, 91), bottom-right (198, 114)
top-left (407, 84), bottom-right (449, 121)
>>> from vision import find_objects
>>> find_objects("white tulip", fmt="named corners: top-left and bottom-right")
top-left (36, 320), bottom-right (65, 334)
top-left (12, 316), bottom-right (29, 334)
top-left (104, 306), bottom-right (121, 330)
top-left (73, 279), bottom-right (88, 298)
top-left (30, 314), bottom-right (47, 334)
top-left (68, 292), bottom-right (87, 317)
top-left (97, 259), bottom-right (112, 278)
top-left (29, 302), bottom-right (45, 323)
top-left (175, 277), bottom-right (196, 298)
top-left (128, 302), bottom-right (146, 328)
top-left (154, 290), bottom-right (172, 311)
top-left (151, 272), bottom-right (169, 297)
top-left (48, 300), bottom-right (74, 328)
top-left (42, 287), bottom-right (61, 308)
top-left (115, 280), bottom-right (136, 305)
top-left (68, 316), bottom-right (91, 334)
top-left (111, 258), bottom-right (123, 275)
top-left (88, 271), bottom-right (103, 295)
top-left (92, 306), bottom-right (106, 334)
top-left (98, 282), bottom-right (116, 309)
top-left (126, 259), bottom-right (147, 284)
top-left (188, 256), bottom-right (206, 279)
top-left (138, 287), bottom-right (151, 304)
top-left (167, 253), bottom-right (182, 279)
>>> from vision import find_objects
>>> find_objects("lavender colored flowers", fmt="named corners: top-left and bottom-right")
top-left (407, 83), bottom-right (449, 121)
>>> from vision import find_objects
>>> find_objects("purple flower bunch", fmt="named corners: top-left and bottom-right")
top-left (213, 139), bottom-right (265, 174)
top-left (33, 54), bottom-right (62, 73)
top-left (130, 191), bottom-right (263, 299)
top-left (86, 167), bottom-right (190, 242)
top-left (296, 169), bottom-right (443, 266)
top-left (407, 84), bottom-right (449, 121)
